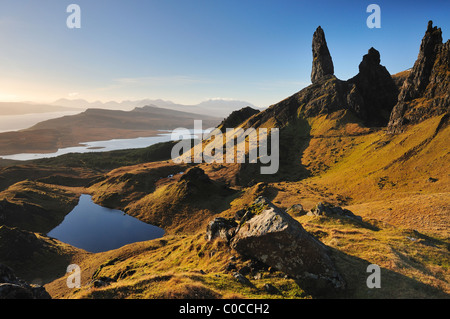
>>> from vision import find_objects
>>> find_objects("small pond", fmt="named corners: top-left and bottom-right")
top-left (47, 194), bottom-right (164, 253)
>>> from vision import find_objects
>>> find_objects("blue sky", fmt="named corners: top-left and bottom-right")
top-left (0, 0), bottom-right (448, 107)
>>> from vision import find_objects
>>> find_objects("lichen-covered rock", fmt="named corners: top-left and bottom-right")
top-left (229, 197), bottom-right (345, 290)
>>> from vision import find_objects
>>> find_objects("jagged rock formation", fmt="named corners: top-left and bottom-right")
top-left (0, 263), bottom-right (51, 299)
top-left (348, 47), bottom-right (399, 126)
top-left (244, 26), bottom-right (398, 128)
top-left (388, 21), bottom-right (449, 133)
top-left (311, 26), bottom-right (334, 83)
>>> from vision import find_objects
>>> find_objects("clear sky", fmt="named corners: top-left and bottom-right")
top-left (0, 0), bottom-right (448, 107)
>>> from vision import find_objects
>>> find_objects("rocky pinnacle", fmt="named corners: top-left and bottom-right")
top-left (311, 26), bottom-right (334, 84)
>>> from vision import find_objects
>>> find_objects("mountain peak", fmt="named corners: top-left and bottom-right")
top-left (311, 26), bottom-right (334, 84)
top-left (359, 47), bottom-right (381, 69)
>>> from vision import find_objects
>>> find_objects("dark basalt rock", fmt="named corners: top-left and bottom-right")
top-left (348, 48), bottom-right (399, 126)
top-left (218, 106), bottom-right (260, 132)
top-left (311, 26), bottom-right (335, 84)
top-left (388, 21), bottom-right (449, 133)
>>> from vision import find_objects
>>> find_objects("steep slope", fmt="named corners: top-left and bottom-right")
top-left (1, 21), bottom-right (449, 300)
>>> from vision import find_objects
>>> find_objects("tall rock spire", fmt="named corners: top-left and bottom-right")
top-left (311, 26), bottom-right (334, 84)
top-left (398, 20), bottom-right (443, 102)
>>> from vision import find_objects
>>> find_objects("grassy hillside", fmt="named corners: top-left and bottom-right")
top-left (0, 106), bottom-right (220, 156)
top-left (0, 108), bottom-right (447, 299)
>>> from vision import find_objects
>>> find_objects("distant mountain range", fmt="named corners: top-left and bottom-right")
top-left (50, 98), bottom-right (259, 118)
top-left (0, 98), bottom-right (258, 118)
top-left (0, 102), bottom-right (79, 116)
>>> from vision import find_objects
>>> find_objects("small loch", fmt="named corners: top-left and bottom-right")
top-left (47, 194), bottom-right (164, 253)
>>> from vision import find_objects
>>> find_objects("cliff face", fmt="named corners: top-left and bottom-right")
top-left (388, 21), bottom-right (449, 133)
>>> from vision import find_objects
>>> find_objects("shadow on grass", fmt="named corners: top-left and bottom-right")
top-left (298, 247), bottom-right (450, 299)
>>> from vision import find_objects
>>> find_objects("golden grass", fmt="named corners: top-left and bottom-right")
top-left (36, 112), bottom-right (450, 299)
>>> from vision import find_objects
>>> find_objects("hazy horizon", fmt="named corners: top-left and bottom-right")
top-left (0, 0), bottom-right (448, 109)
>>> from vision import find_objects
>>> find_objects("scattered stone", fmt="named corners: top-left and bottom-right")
top-left (307, 202), bottom-right (363, 222)
top-left (205, 217), bottom-right (237, 242)
top-left (92, 276), bottom-right (116, 288)
top-left (238, 266), bottom-right (251, 276)
top-left (0, 264), bottom-right (50, 299)
top-left (286, 204), bottom-right (306, 216)
top-left (233, 272), bottom-right (252, 286)
top-left (264, 283), bottom-right (279, 295)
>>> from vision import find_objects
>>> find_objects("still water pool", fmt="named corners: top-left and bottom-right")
top-left (47, 194), bottom-right (164, 253)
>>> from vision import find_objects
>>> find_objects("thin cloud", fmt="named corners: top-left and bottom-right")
top-left (113, 75), bottom-right (210, 86)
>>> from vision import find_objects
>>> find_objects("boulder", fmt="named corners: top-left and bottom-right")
top-left (0, 264), bottom-right (51, 299)
top-left (205, 217), bottom-right (237, 242)
top-left (307, 202), bottom-right (362, 222)
top-left (286, 204), bottom-right (306, 216)
top-left (229, 197), bottom-right (345, 290)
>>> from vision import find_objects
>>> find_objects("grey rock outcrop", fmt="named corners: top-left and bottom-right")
top-left (307, 202), bottom-right (362, 222)
top-left (0, 264), bottom-right (51, 299)
top-left (311, 26), bottom-right (334, 84)
top-left (226, 197), bottom-right (345, 291)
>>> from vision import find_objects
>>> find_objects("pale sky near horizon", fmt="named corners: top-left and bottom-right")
top-left (0, 0), bottom-right (448, 108)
